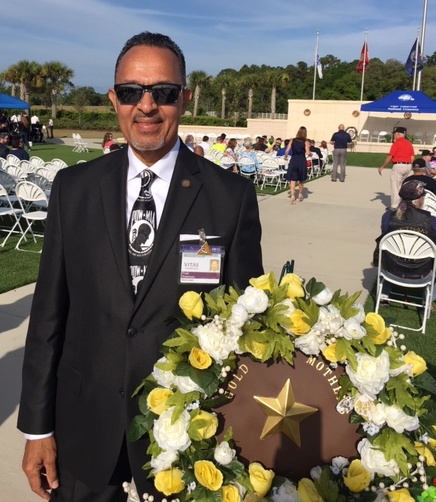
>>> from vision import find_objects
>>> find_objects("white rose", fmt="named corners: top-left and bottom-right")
top-left (193, 321), bottom-right (238, 364)
top-left (358, 438), bottom-right (399, 477)
top-left (152, 357), bottom-right (175, 389)
top-left (346, 350), bottom-right (390, 400)
top-left (310, 466), bottom-right (322, 480)
top-left (213, 441), bottom-right (236, 465)
top-left (153, 406), bottom-right (191, 452)
top-left (173, 375), bottom-right (204, 394)
top-left (278, 298), bottom-right (296, 315)
top-left (294, 328), bottom-right (327, 356)
top-left (368, 403), bottom-right (387, 427)
top-left (150, 449), bottom-right (178, 473)
top-left (383, 405), bottom-right (419, 433)
top-left (271, 479), bottom-right (299, 502)
top-left (330, 456), bottom-right (349, 475)
top-left (230, 303), bottom-right (249, 328)
top-left (312, 287), bottom-right (333, 305)
top-left (351, 303), bottom-right (366, 323)
top-left (342, 318), bottom-right (366, 340)
top-left (237, 286), bottom-right (269, 314)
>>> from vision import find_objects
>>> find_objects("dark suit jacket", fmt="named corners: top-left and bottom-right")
top-left (18, 143), bottom-right (263, 493)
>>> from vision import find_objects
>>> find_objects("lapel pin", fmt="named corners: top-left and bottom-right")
top-left (181, 179), bottom-right (191, 188)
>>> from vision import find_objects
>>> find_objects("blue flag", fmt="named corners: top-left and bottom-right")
top-left (405, 39), bottom-right (423, 77)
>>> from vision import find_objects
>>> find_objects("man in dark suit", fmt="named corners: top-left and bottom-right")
top-left (18, 32), bottom-right (263, 501)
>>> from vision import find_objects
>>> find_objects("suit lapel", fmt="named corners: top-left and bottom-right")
top-left (99, 150), bottom-right (133, 298)
top-left (133, 145), bottom-right (202, 309)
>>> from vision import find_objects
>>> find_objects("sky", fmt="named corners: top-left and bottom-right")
top-left (3, 0), bottom-right (435, 94)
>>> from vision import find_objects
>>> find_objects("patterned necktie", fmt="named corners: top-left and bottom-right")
top-left (128, 169), bottom-right (156, 294)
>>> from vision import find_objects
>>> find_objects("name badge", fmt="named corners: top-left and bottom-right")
top-left (179, 245), bottom-right (224, 284)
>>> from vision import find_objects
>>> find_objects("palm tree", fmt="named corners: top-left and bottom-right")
top-left (265, 69), bottom-right (290, 119)
top-left (0, 66), bottom-right (20, 96)
top-left (188, 70), bottom-right (210, 117)
top-left (15, 60), bottom-right (42, 101)
top-left (240, 74), bottom-right (259, 119)
top-left (41, 61), bottom-right (74, 118)
top-left (214, 71), bottom-right (237, 119)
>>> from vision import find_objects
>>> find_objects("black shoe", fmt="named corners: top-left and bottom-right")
top-left (331, 179), bottom-right (336, 182)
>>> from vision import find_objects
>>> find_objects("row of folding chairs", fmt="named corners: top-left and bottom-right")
top-left (0, 180), bottom-right (48, 252)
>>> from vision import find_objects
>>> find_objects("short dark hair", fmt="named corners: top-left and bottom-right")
top-left (0, 132), bottom-right (9, 139)
top-left (114, 32), bottom-right (187, 85)
top-left (202, 135), bottom-right (209, 141)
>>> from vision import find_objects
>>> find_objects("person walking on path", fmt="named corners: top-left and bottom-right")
top-left (330, 124), bottom-right (352, 182)
top-left (378, 126), bottom-right (414, 210)
top-left (18, 31), bottom-right (263, 502)
top-left (285, 126), bottom-right (311, 204)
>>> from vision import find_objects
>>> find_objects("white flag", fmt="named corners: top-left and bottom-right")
top-left (316, 54), bottom-right (323, 79)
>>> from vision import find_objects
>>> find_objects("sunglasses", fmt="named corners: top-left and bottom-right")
top-left (113, 83), bottom-right (185, 105)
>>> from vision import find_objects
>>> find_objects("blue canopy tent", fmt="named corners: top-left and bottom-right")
top-left (360, 91), bottom-right (436, 114)
top-left (0, 93), bottom-right (29, 109)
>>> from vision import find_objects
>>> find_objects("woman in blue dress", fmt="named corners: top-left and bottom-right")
top-left (285, 126), bottom-right (311, 204)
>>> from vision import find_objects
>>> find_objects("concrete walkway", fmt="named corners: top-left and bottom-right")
top-left (0, 165), bottom-right (389, 499)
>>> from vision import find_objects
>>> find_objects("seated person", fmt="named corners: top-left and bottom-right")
top-left (416, 149), bottom-right (436, 176)
top-left (404, 160), bottom-right (436, 195)
top-left (0, 132), bottom-right (10, 159)
top-left (10, 135), bottom-right (29, 161)
top-left (380, 179), bottom-right (436, 278)
top-left (276, 139), bottom-right (290, 157)
top-left (309, 139), bottom-right (322, 167)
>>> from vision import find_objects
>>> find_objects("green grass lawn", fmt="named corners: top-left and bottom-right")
top-left (28, 142), bottom-right (102, 164)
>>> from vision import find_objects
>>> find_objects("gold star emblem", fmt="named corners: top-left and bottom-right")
top-left (253, 379), bottom-right (318, 446)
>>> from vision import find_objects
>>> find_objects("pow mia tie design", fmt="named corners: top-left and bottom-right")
top-left (128, 169), bottom-right (156, 294)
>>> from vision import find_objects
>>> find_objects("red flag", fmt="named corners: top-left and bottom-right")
top-left (357, 42), bottom-right (369, 73)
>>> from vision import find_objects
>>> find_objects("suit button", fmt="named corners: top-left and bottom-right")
top-left (126, 327), bottom-right (137, 338)
top-left (119, 388), bottom-right (125, 397)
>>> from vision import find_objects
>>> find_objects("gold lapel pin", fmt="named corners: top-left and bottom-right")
top-left (181, 179), bottom-right (191, 188)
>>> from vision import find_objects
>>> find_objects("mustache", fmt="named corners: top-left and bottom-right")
top-left (133, 111), bottom-right (162, 122)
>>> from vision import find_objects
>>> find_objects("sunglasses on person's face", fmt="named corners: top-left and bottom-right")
top-left (113, 83), bottom-right (185, 105)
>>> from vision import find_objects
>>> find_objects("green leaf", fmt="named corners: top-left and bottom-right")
top-left (305, 277), bottom-right (327, 298)
top-left (414, 372), bottom-right (436, 395)
top-left (127, 415), bottom-right (150, 442)
top-left (373, 428), bottom-right (416, 475)
top-left (336, 338), bottom-right (357, 370)
top-left (175, 361), bottom-right (219, 396)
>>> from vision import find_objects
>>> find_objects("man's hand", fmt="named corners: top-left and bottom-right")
top-left (22, 437), bottom-right (59, 500)
top-left (378, 166), bottom-right (384, 176)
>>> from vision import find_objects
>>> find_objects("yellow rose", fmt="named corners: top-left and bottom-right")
top-left (189, 347), bottom-right (212, 370)
top-left (248, 462), bottom-right (274, 497)
top-left (289, 309), bottom-right (311, 335)
top-left (247, 340), bottom-right (269, 360)
top-left (342, 459), bottom-right (372, 493)
top-left (322, 343), bottom-right (346, 363)
top-left (194, 460), bottom-right (223, 491)
top-left (249, 273), bottom-right (273, 291)
top-left (365, 313), bottom-right (392, 344)
top-left (404, 351), bottom-right (427, 376)
top-left (429, 438), bottom-right (436, 449)
top-left (415, 441), bottom-right (436, 466)
top-left (280, 273), bottom-right (305, 299)
top-left (297, 478), bottom-right (323, 502)
top-left (146, 387), bottom-right (173, 415)
top-left (154, 468), bottom-right (185, 496)
top-left (388, 488), bottom-right (415, 502)
top-left (179, 291), bottom-right (204, 320)
top-left (222, 485), bottom-right (242, 502)
top-left (189, 410), bottom-right (218, 440)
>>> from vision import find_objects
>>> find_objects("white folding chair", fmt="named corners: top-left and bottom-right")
top-left (413, 132), bottom-right (424, 144)
top-left (29, 156), bottom-right (46, 169)
top-left (423, 191), bottom-right (436, 217)
top-left (4, 164), bottom-right (27, 180)
top-left (378, 131), bottom-right (388, 143)
top-left (375, 230), bottom-right (436, 333)
top-left (359, 130), bottom-right (370, 142)
top-left (14, 181), bottom-right (49, 252)
top-left (258, 158), bottom-right (282, 190)
top-left (72, 133), bottom-right (89, 153)
top-left (0, 184), bottom-right (23, 247)
top-left (370, 130), bottom-right (379, 142)
top-left (238, 156), bottom-right (258, 183)
top-left (51, 158), bottom-right (68, 169)
top-left (220, 156), bottom-right (236, 170)
top-left (6, 154), bottom-right (20, 166)
top-left (36, 166), bottom-right (57, 183)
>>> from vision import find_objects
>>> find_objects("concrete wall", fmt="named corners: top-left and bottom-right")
top-left (179, 99), bottom-right (436, 151)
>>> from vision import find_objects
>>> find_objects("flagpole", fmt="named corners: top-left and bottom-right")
top-left (312, 30), bottom-right (319, 100)
top-left (360, 30), bottom-right (368, 101)
top-left (417, 0), bottom-right (428, 90)
top-left (413, 28), bottom-right (420, 91)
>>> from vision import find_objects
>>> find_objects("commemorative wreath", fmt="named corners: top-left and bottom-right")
top-left (125, 272), bottom-right (436, 502)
